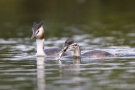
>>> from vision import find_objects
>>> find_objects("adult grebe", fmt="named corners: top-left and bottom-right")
top-left (58, 39), bottom-right (115, 59)
top-left (31, 22), bottom-right (71, 57)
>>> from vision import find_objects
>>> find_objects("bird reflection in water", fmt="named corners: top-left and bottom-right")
top-left (36, 56), bottom-right (46, 90)
top-left (58, 56), bottom-right (81, 85)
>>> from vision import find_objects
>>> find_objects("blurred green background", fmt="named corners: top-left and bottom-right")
top-left (0, 0), bottom-right (135, 45)
top-left (1, 1), bottom-right (135, 90)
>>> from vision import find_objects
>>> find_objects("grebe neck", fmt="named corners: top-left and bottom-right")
top-left (36, 39), bottom-right (46, 56)
top-left (74, 45), bottom-right (81, 57)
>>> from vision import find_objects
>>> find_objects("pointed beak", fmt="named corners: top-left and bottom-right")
top-left (31, 33), bottom-right (36, 39)
top-left (58, 46), bottom-right (68, 59)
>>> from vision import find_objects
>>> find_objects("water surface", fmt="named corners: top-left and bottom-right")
top-left (0, 1), bottom-right (135, 90)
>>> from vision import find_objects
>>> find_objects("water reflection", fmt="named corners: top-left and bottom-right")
top-left (56, 57), bottom-right (82, 89)
top-left (73, 57), bottom-right (81, 75)
top-left (36, 57), bottom-right (46, 90)
top-left (1, 1), bottom-right (135, 90)
top-left (36, 56), bottom-right (82, 90)
top-left (59, 57), bottom-right (81, 76)
top-left (36, 54), bottom-right (135, 90)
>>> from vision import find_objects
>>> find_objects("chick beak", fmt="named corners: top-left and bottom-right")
top-left (58, 46), bottom-right (68, 59)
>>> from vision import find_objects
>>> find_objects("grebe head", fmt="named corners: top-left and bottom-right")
top-left (64, 39), bottom-right (78, 50)
top-left (31, 22), bottom-right (45, 56)
top-left (58, 39), bottom-right (78, 59)
top-left (31, 22), bottom-right (44, 39)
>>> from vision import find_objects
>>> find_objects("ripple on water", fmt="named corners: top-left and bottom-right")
top-left (1, 36), bottom-right (135, 90)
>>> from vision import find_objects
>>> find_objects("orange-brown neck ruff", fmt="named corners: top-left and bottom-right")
top-left (39, 30), bottom-right (44, 39)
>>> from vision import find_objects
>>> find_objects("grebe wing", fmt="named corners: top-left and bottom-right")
top-left (82, 50), bottom-right (115, 58)
top-left (44, 48), bottom-right (71, 57)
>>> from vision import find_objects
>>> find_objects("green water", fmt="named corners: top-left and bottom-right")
top-left (0, 0), bottom-right (135, 90)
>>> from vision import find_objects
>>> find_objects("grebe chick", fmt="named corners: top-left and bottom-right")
top-left (31, 22), bottom-right (71, 57)
top-left (58, 39), bottom-right (115, 59)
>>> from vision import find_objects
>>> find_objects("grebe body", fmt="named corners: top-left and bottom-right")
top-left (31, 22), bottom-right (71, 57)
top-left (58, 39), bottom-right (115, 59)
top-left (44, 48), bottom-right (70, 57)
top-left (82, 50), bottom-right (114, 58)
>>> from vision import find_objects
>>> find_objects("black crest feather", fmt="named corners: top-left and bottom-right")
top-left (65, 39), bottom-right (74, 46)
top-left (32, 21), bottom-right (44, 32)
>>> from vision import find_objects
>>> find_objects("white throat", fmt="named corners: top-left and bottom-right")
top-left (74, 46), bottom-right (81, 57)
top-left (36, 39), bottom-right (46, 56)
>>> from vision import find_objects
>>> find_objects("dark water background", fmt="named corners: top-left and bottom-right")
top-left (0, 0), bottom-right (135, 90)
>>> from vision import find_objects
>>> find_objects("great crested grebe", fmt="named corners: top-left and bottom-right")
top-left (31, 22), bottom-right (71, 57)
top-left (58, 39), bottom-right (115, 59)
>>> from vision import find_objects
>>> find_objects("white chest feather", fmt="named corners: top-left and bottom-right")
top-left (36, 39), bottom-right (45, 56)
